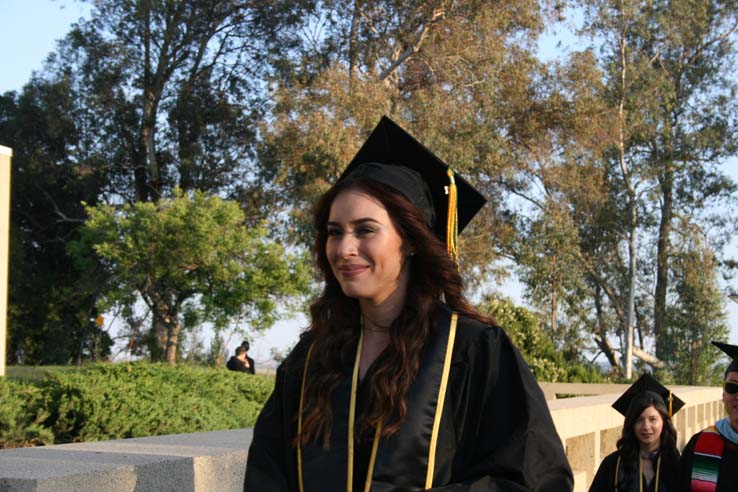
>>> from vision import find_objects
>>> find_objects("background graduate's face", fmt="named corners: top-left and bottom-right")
top-left (633, 405), bottom-right (663, 449)
top-left (326, 189), bottom-right (411, 306)
top-left (723, 371), bottom-right (738, 430)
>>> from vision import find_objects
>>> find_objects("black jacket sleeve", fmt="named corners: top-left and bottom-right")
top-left (589, 452), bottom-right (616, 492)
top-left (427, 325), bottom-right (574, 492)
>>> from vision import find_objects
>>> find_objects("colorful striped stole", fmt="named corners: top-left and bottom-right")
top-left (690, 426), bottom-right (724, 492)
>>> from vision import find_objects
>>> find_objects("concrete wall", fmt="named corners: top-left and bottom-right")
top-left (0, 384), bottom-right (723, 491)
top-left (0, 429), bottom-right (252, 492)
top-left (0, 145), bottom-right (11, 378)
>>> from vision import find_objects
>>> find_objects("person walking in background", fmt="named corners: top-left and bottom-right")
top-left (589, 374), bottom-right (683, 492)
top-left (679, 341), bottom-right (738, 491)
top-left (244, 116), bottom-right (573, 491)
top-left (240, 340), bottom-right (256, 374)
top-left (227, 346), bottom-right (252, 374)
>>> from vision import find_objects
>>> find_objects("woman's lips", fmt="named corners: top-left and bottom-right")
top-left (338, 265), bottom-right (369, 278)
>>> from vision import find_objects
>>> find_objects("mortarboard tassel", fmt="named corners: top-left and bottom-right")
top-left (446, 169), bottom-right (459, 264)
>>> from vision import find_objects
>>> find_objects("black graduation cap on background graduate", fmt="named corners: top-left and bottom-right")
top-left (611, 373), bottom-right (685, 417)
top-left (338, 116), bottom-right (487, 252)
top-left (712, 340), bottom-right (738, 374)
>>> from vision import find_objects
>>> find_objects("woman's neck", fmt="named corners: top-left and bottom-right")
top-left (359, 286), bottom-right (406, 330)
top-left (640, 442), bottom-right (660, 455)
top-left (357, 288), bottom-right (406, 379)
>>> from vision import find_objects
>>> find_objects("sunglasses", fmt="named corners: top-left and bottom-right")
top-left (724, 381), bottom-right (738, 395)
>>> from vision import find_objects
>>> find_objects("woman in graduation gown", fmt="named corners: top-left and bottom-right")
top-left (244, 116), bottom-right (573, 492)
top-left (589, 374), bottom-right (683, 492)
top-left (678, 341), bottom-right (738, 491)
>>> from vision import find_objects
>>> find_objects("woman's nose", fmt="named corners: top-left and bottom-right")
top-left (336, 234), bottom-right (358, 257)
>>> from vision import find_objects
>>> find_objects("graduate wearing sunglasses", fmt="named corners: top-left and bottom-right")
top-left (589, 374), bottom-right (683, 492)
top-left (679, 341), bottom-right (738, 491)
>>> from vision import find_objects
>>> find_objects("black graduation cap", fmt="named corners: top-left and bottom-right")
top-left (611, 373), bottom-right (685, 417)
top-left (339, 116), bottom-right (486, 250)
top-left (712, 341), bottom-right (738, 374)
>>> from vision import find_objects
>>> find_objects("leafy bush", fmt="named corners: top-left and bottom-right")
top-left (1, 363), bottom-right (275, 447)
top-left (0, 378), bottom-right (54, 448)
top-left (39, 363), bottom-right (274, 443)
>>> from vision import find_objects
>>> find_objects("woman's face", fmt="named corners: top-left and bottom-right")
top-left (326, 189), bottom-right (410, 306)
top-left (723, 371), bottom-right (738, 431)
top-left (633, 405), bottom-right (664, 449)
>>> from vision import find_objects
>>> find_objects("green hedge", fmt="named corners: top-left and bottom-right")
top-left (0, 363), bottom-right (275, 447)
top-left (0, 378), bottom-right (54, 448)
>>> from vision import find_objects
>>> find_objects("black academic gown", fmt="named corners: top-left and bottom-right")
top-left (244, 303), bottom-right (573, 492)
top-left (227, 356), bottom-right (249, 373)
top-left (589, 450), bottom-right (679, 492)
top-left (678, 430), bottom-right (738, 492)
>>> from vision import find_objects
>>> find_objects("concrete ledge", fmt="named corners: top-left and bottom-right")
top-left (0, 385), bottom-right (723, 492)
top-left (0, 429), bottom-right (251, 492)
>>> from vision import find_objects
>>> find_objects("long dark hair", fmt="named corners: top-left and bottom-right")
top-left (298, 177), bottom-right (493, 446)
top-left (616, 392), bottom-right (679, 484)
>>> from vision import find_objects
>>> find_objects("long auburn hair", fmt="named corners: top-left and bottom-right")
top-left (616, 392), bottom-right (679, 483)
top-left (297, 178), bottom-right (493, 447)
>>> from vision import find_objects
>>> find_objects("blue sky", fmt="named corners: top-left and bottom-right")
top-left (2, 1), bottom-right (737, 364)
top-left (0, 1), bottom-right (89, 93)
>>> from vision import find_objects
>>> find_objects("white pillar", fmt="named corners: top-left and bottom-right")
top-left (0, 146), bottom-right (12, 377)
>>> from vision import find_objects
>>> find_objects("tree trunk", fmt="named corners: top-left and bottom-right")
top-left (654, 161), bottom-right (673, 361)
top-left (551, 255), bottom-right (558, 340)
top-left (348, 0), bottom-right (362, 83)
top-left (141, 93), bottom-right (161, 200)
top-left (595, 288), bottom-right (621, 371)
top-left (616, 20), bottom-right (636, 379)
top-left (624, 213), bottom-right (636, 378)
top-left (164, 320), bottom-right (181, 365)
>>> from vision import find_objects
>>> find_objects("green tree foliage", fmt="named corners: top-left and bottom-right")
top-left (503, 0), bottom-right (738, 379)
top-left (46, 0), bottom-right (293, 202)
top-left (480, 297), bottom-right (605, 383)
top-left (70, 191), bottom-right (309, 363)
top-left (0, 79), bottom-right (112, 365)
top-left (2, 0), bottom-right (305, 364)
top-left (257, 0), bottom-right (550, 280)
top-left (578, 0), bottom-right (738, 373)
top-left (663, 225), bottom-right (729, 385)
top-left (4, 0), bottom-right (738, 384)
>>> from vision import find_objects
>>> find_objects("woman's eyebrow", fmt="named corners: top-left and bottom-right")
top-left (327, 218), bottom-right (382, 227)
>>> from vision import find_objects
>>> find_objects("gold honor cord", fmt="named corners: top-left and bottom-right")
top-left (669, 391), bottom-right (673, 417)
top-left (297, 343), bottom-right (316, 492)
top-left (297, 329), bottom-right (382, 492)
top-left (616, 453), bottom-right (662, 492)
top-left (615, 455), bottom-right (620, 490)
top-left (297, 313), bottom-right (457, 492)
top-left (347, 329), bottom-right (364, 492)
top-left (445, 169), bottom-right (458, 263)
top-left (425, 312), bottom-right (459, 489)
top-left (363, 422), bottom-right (382, 492)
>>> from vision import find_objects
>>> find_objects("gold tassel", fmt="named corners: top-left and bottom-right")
top-left (446, 169), bottom-right (458, 264)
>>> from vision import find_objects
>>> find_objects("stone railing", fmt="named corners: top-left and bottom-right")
top-left (0, 429), bottom-right (252, 492)
top-left (0, 384), bottom-right (723, 492)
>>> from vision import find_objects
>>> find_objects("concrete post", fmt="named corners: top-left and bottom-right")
top-left (0, 146), bottom-right (11, 377)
